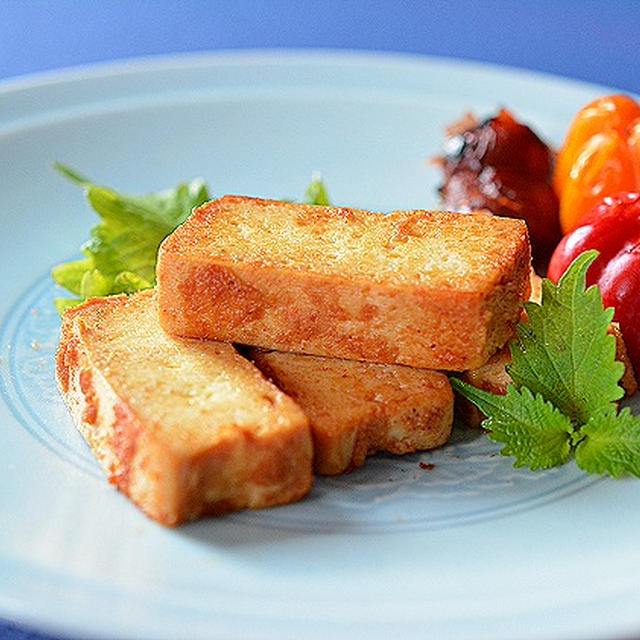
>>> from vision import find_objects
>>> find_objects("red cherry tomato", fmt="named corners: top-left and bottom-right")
top-left (547, 192), bottom-right (640, 374)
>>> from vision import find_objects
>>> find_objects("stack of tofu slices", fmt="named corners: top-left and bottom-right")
top-left (56, 195), bottom-right (531, 525)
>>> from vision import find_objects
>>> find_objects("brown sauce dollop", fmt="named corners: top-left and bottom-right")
top-left (437, 109), bottom-right (560, 272)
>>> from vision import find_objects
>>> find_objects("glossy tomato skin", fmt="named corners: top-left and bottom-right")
top-left (547, 192), bottom-right (640, 283)
top-left (547, 191), bottom-right (640, 372)
top-left (553, 94), bottom-right (640, 234)
top-left (599, 245), bottom-right (640, 370)
top-left (553, 94), bottom-right (640, 197)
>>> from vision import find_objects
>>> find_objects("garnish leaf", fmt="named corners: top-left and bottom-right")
top-left (508, 250), bottom-right (623, 424)
top-left (53, 165), bottom-right (333, 313)
top-left (51, 163), bottom-right (209, 311)
top-left (451, 379), bottom-right (573, 470)
top-left (303, 172), bottom-right (331, 205)
top-left (51, 257), bottom-right (93, 295)
top-left (453, 250), bottom-right (639, 479)
top-left (575, 407), bottom-right (640, 478)
top-left (53, 161), bottom-right (91, 186)
top-left (53, 298), bottom-right (82, 314)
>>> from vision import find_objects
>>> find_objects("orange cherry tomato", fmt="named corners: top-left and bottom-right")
top-left (553, 94), bottom-right (640, 234)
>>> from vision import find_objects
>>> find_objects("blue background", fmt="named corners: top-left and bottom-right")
top-left (2, 0), bottom-right (640, 93)
top-left (2, 1), bottom-right (639, 638)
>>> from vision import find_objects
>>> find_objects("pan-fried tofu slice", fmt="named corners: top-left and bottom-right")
top-left (248, 348), bottom-right (453, 475)
top-left (157, 195), bottom-right (531, 370)
top-left (55, 290), bottom-right (313, 525)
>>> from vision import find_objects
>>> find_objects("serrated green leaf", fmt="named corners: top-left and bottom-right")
top-left (507, 250), bottom-right (623, 424)
top-left (575, 407), bottom-right (640, 478)
top-left (451, 378), bottom-right (573, 470)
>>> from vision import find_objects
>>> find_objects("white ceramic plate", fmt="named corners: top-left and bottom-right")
top-left (1, 51), bottom-right (639, 640)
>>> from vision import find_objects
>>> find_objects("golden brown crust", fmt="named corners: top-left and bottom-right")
top-left (157, 195), bottom-right (531, 371)
top-left (248, 348), bottom-right (454, 475)
top-left (55, 290), bottom-right (313, 526)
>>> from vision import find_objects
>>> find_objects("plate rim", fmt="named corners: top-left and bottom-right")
top-left (0, 47), bottom-right (636, 101)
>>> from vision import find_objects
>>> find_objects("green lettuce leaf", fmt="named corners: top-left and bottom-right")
top-left (51, 163), bottom-right (209, 311)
